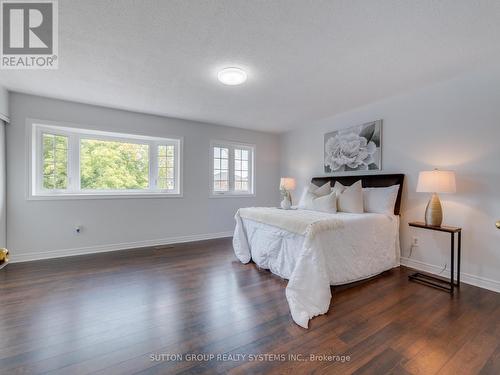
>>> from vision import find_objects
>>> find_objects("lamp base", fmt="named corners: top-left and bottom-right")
top-left (280, 197), bottom-right (291, 210)
top-left (425, 193), bottom-right (443, 227)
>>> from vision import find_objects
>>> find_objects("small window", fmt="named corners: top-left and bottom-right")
top-left (31, 122), bottom-right (182, 198)
top-left (210, 141), bottom-right (254, 196)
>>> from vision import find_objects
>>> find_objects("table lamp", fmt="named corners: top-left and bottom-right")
top-left (416, 169), bottom-right (456, 226)
top-left (280, 177), bottom-right (296, 209)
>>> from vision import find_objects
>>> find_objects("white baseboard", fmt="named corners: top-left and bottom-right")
top-left (10, 231), bottom-right (234, 263)
top-left (400, 257), bottom-right (500, 294)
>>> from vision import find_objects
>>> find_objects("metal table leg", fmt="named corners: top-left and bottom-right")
top-left (450, 232), bottom-right (455, 294)
top-left (457, 231), bottom-right (461, 287)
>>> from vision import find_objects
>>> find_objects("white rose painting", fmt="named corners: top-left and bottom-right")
top-left (324, 120), bottom-right (382, 173)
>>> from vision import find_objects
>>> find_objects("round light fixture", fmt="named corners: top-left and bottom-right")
top-left (217, 67), bottom-right (247, 85)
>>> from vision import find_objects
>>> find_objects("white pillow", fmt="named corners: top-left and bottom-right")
top-left (298, 182), bottom-right (331, 208)
top-left (310, 181), bottom-right (331, 196)
top-left (363, 185), bottom-right (399, 214)
top-left (331, 180), bottom-right (364, 213)
top-left (312, 191), bottom-right (337, 213)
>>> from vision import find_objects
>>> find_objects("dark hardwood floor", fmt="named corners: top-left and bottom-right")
top-left (1, 237), bottom-right (499, 375)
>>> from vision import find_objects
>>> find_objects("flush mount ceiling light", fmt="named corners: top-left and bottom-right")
top-left (217, 67), bottom-right (247, 85)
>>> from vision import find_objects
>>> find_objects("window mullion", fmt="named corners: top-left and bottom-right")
top-left (248, 147), bottom-right (253, 193)
top-left (172, 142), bottom-right (177, 192)
top-left (150, 141), bottom-right (157, 191)
top-left (229, 146), bottom-right (235, 193)
top-left (68, 134), bottom-right (80, 193)
top-left (35, 127), bottom-right (43, 194)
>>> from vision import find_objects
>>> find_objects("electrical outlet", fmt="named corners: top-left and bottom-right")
top-left (412, 237), bottom-right (419, 246)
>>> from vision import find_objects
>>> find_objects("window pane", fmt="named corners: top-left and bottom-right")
top-left (158, 145), bottom-right (167, 157)
top-left (214, 172), bottom-right (228, 191)
top-left (166, 145), bottom-right (174, 157)
top-left (80, 139), bottom-right (149, 190)
top-left (157, 145), bottom-right (176, 190)
top-left (43, 147), bottom-right (54, 161)
top-left (55, 175), bottom-right (67, 189)
top-left (55, 136), bottom-right (68, 150)
top-left (43, 134), bottom-right (54, 150)
top-left (42, 133), bottom-right (68, 190)
top-left (233, 147), bottom-right (250, 192)
top-left (55, 148), bottom-right (66, 163)
top-left (43, 176), bottom-right (55, 189)
top-left (213, 146), bottom-right (229, 192)
top-left (235, 179), bottom-right (249, 191)
top-left (158, 178), bottom-right (175, 190)
top-left (43, 161), bottom-right (55, 175)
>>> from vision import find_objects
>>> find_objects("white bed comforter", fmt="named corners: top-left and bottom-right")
top-left (233, 208), bottom-right (400, 328)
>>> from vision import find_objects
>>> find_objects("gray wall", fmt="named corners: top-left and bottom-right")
top-left (281, 65), bottom-right (500, 291)
top-left (7, 93), bottom-right (281, 261)
top-left (0, 86), bottom-right (6, 247)
top-left (0, 86), bottom-right (8, 121)
top-left (0, 122), bottom-right (5, 248)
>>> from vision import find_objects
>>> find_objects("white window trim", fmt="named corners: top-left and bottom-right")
top-left (209, 140), bottom-right (255, 198)
top-left (26, 119), bottom-right (183, 200)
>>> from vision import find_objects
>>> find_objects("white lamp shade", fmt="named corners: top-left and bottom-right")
top-left (280, 177), bottom-right (296, 191)
top-left (416, 170), bottom-right (456, 193)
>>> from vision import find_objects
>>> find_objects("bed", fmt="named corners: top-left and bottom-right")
top-left (232, 174), bottom-right (404, 328)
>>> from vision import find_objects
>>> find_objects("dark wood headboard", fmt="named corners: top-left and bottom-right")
top-left (311, 174), bottom-right (405, 215)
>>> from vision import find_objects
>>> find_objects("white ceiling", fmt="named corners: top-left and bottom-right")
top-left (1, 0), bottom-right (500, 132)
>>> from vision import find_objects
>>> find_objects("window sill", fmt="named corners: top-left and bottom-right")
top-left (27, 192), bottom-right (183, 201)
top-left (209, 193), bottom-right (256, 199)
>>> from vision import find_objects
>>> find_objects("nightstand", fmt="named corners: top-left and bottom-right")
top-left (408, 221), bottom-right (462, 294)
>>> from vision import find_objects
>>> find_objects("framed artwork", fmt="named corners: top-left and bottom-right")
top-left (324, 120), bottom-right (382, 173)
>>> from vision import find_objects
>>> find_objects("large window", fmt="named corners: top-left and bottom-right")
top-left (210, 141), bottom-right (254, 196)
top-left (31, 122), bottom-right (182, 198)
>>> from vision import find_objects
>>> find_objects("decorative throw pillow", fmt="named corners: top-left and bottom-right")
top-left (312, 191), bottom-right (337, 213)
top-left (331, 180), bottom-right (364, 213)
top-left (310, 181), bottom-right (331, 196)
top-left (298, 182), bottom-right (331, 209)
top-left (363, 185), bottom-right (400, 214)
